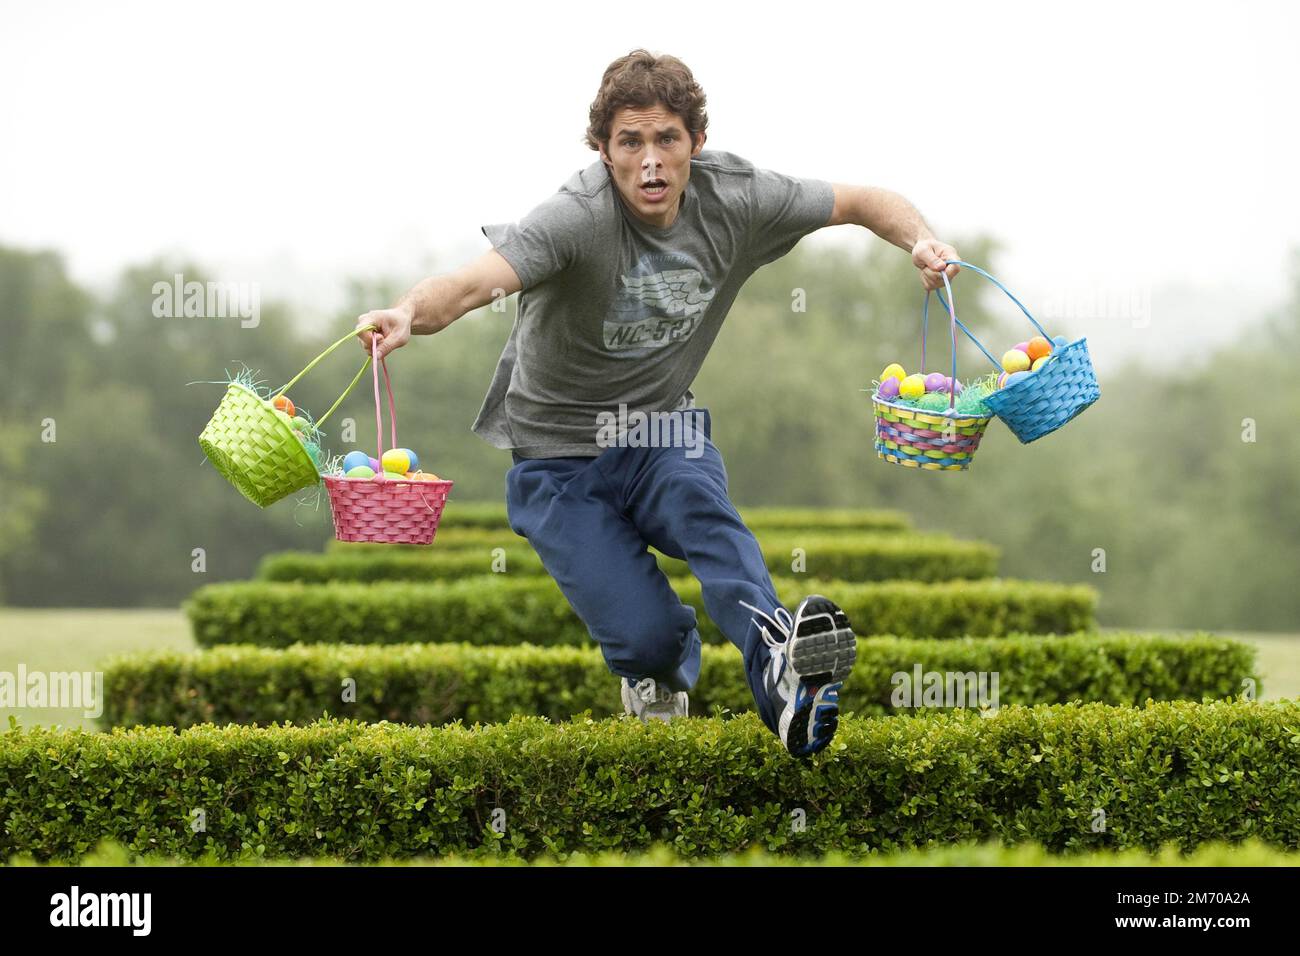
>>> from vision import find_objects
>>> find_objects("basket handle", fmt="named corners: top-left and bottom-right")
top-left (370, 344), bottom-right (400, 474)
top-left (273, 323), bottom-right (378, 428)
top-left (920, 273), bottom-right (963, 412)
top-left (933, 260), bottom-right (1059, 371)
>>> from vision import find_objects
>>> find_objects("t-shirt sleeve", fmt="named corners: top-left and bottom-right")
top-left (480, 191), bottom-right (593, 290)
top-left (746, 167), bottom-right (835, 266)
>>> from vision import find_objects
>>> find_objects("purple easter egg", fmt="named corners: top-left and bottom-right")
top-left (1014, 341), bottom-right (1030, 354)
top-left (878, 377), bottom-right (900, 399)
top-left (368, 456), bottom-right (380, 472)
top-left (947, 377), bottom-right (964, 395)
top-left (924, 372), bottom-right (947, 393)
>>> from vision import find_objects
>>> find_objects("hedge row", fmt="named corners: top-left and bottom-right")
top-left (13, 838), bottom-right (1300, 867)
top-left (4, 700), bottom-right (1297, 861)
top-left (186, 577), bottom-right (1097, 647)
top-left (265, 533), bottom-right (1000, 585)
top-left (411, 503), bottom-right (913, 535)
top-left (101, 633), bottom-right (1257, 729)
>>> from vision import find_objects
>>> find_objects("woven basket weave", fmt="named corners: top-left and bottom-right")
top-left (199, 382), bottom-right (318, 507)
top-left (873, 398), bottom-right (992, 470)
top-left (198, 324), bottom-right (374, 508)
top-left (322, 347), bottom-right (452, 545)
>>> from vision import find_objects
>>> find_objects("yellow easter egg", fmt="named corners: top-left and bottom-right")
top-left (1031, 356), bottom-right (1049, 371)
top-left (380, 449), bottom-right (410, 474)
top-left (899, 374), bottom-right (926, 399)
top-left (880, 363), bottom-right (906, 383)
top-left (1001, 349), bottom-right (1031, 373)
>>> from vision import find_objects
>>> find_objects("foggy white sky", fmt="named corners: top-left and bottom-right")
top-left (2, 0), bottom-right (1297, 369)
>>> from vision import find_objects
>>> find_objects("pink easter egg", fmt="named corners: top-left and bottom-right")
top-left (878, 377), bottom-right (900, 400)
top-left (923, 372), bottom-right (947, 392)
top-left (1014, 341), bottom-right (1030, 355)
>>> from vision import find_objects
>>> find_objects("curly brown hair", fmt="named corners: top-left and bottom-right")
top-left (584, 49), bottom-right (708, 152)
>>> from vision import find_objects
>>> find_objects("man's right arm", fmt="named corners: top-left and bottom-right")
top-left (355, 248), bottom-right (523, 358)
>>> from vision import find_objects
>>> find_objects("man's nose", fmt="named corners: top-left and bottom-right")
top-left (641, 155), bottom-right (661, 178)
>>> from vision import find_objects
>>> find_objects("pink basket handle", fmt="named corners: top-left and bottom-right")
top-left (370, 346), bottom-right (399, 473)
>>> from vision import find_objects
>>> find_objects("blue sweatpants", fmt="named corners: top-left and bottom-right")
top-left (504, 408), bottom-right (786, 733)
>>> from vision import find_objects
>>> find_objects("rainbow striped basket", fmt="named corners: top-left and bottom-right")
top-left (872, 281), bottom-right (992, 471)
top-left (938, 261), bottom-right (1100, 443)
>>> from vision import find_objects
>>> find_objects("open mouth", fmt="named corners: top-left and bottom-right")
top-left (640, 178), bottom-right (668, 199)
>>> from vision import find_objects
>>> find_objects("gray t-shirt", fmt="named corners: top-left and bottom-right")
top-left (473, 149), bottom-right (835, 458)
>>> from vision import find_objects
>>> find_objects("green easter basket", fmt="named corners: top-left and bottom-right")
top-left (198, 324), bottom-right (376, 508)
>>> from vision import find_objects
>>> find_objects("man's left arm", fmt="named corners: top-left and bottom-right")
top-left (828, 184), bottom-right (960, 292)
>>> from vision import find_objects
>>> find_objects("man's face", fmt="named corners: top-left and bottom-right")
top-left (599, 102), bottom-right (704, 229)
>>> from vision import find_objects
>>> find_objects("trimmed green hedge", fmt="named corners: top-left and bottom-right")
top-left (101, 633), bottom-right (1257, 729)
top-left (3, 701), bottom-right (1297, 861)
top-left (404, 503), bottom-right (913, 535)
top-left (265, 533), bottom-right (999, 585)
top-left (11, 838), bottom-right (1300, 867)
top-left (186, 577), bottom-right (1097, 647)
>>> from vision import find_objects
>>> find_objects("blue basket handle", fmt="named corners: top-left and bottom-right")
top-left (919, 272), bottom-right (962, 413)
top-left (932, 259), bottom-right (1059, 371)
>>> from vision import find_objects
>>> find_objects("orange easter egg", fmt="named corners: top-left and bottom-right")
top-left (272, 395), bottom-right (295, 417)
top-left (1026, 336), bottom-right (1052, 361)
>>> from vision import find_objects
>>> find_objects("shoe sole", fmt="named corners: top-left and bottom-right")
top-left (784, 596), bottom-right (857, 758)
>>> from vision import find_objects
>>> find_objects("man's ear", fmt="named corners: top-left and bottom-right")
top-left (598, 142), bottom-right (612, 168)
top-left (691, 131), bottom-right (707, 156)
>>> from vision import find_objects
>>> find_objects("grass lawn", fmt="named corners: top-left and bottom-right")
top-left (1, 608), bottom-right (1296, 732)
top-left (0, 608), bottom-right (194, 732)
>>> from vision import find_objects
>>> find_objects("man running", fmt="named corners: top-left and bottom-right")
top-left (355, 49), bottom-right (960, 758)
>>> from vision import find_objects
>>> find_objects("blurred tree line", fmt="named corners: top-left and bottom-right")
top-left (0, 241), bottom-right (1296, 631)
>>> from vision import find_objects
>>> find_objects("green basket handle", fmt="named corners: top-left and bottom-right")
top-left (273, 324), bottom-right (377, 428)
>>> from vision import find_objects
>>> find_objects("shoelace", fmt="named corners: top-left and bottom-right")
top-left (738, 599), bottom-right (794, 652)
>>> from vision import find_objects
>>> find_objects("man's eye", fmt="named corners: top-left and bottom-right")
top-left (661, 136), bottom-right (676, 145)
top-left (624, 139), bottom-right (640, 148)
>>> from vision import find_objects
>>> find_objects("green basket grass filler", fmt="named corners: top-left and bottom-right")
top-left (198, 325), bottom-right (376, 507)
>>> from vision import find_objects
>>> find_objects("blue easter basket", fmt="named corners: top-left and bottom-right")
top-left (937, 260), bottom-right (1100, 443)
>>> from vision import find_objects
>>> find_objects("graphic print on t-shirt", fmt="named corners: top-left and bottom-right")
top-left (604, 250), bottom-right (716, 353)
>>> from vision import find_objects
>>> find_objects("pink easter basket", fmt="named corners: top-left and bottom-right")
top-left (322, 346), bottom-right (452, 544)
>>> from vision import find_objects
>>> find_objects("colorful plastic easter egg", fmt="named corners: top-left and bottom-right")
top-left (924, 372), bottom-right (947, 392)
top-left (880, 363), bottom-right (906, 383)
top-left (1013, 341), bottom-right (1030, 355)
top-left (996, 371), bottom-right (1009, 389)
top-left (947, 377), bottom-right (964, 395)
top-left (381, 449), bottom-right (410, 474)
top-left (342, 451), bottom-right (370, 472)
top-left (395, 448), bottom-right (419, 472)
top-left (291, 416), bottom-right (309, 431)
top-left (1001, 349), bottom-right (1031, 373)
top-left (382, 471), bottom-right (405, 480)
top-left (368, 457), bottom-right (381, 472)
top-left (1052, 335), bottom-right (1069, 348)
top-left (1031, 356), bottom-right (1049, 371)
top-left (345, 465), bottom-right (375, 479)
top-left (877, 377), bottom-right (900, 400)
top-left (899, 374), bottom-right (926, 399)
top-left (1006, 371), bottom-right (1030, 388)
top-left (1026, 337), bottom-right (1051, 361)
top-left (422, 473), bottom-right (442, 481)
top-left (272, 395), bottom-right (295, 417)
